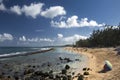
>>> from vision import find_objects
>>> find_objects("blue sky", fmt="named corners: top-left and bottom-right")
top-left (0, 0), bottom-right (120, 47)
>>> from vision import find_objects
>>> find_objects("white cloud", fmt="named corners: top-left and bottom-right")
top-left (1, 2), bottom-right (66, 19)
top-left (41, 6), bottom-right (66, 18)
top-left (19, 36), bottom-right (27, 41)
top-left (9, 3), bottom-right (44, 18)
top-left (55, 34), bottom-right (87, 45)
top-left (22, 3), bottom-right (44, 18)
top-left (10, 5), bottom-right (22, 15)
top-left (0, 0), bottom-right (3, 3)
top-left (39, 38), bottom-right (54, 42)
top-left (0, 3), bottom-right (6, 11)
top-left (51, 15), bottom-right (105, 28)
top-left (57, 33), bottom-right (63, 38)
top-left (19, 36), bottom-right (54, 42)
top-left (18, 34), bottom-right (87, 46)
top-left (62, 34), bottom-right (87, 42)
top-left (0, 33), bottom-right (13, 42)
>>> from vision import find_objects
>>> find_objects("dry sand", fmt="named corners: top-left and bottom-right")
top-left (65, 47), bottom-right (120, 80)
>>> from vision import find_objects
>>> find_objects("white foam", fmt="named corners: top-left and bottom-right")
top-left (0, 52), bottom-right (26, 58)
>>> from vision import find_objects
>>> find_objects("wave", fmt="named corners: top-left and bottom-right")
top-left (0, 52), bottom-right (28, 58)
top-left (0, 48), bottom-right (53, 58)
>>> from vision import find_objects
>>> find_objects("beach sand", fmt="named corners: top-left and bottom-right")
top-left (65, 47), bottom-right (120, 80)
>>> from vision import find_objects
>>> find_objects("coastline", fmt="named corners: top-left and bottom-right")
top-left (65, 47), bottom-right (120, 80)
top-left (0, 47), bottom-right (86, 80)
top-left (0, 48), bottom-right (54, 58)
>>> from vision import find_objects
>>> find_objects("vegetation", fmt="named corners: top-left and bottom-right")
top-left (75, 25), bottom-right (120, 47)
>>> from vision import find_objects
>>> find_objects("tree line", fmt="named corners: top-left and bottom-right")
top-left (75, 25), bottom-right (120, 47)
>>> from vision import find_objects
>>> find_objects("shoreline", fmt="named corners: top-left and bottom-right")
top-left (65, 47), bottom-right (97, 80)
top-left (65, 47), bottom-right (120, 80)
top-left (0, 48), bottom-right (54, 59)
top-left (0, 47), bottom-right (86, 80)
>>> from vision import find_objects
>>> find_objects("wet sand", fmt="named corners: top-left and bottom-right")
top-left (65, 47), bottom-right (120, 80)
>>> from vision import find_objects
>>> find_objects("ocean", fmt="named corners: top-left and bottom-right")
top-left (0, 47), bottom-right (88, 77)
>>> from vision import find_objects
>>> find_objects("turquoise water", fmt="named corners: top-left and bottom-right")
top-left (0, 47), bottom-right (88, 75)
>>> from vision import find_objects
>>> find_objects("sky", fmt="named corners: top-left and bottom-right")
top-left (0, 0), bottom-right (120, 47)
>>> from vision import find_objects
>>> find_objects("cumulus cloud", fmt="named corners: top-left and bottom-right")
top-left (0, 2), bottom-right (67, 19)
top-left (10, 3), bottom-right (44, 18)
top-left (57, 33), bottom-right (63, 38)
top-left (19, 36), bottom-right (54, 42)
top-left (39, 38), bottom-right (54, 42)
top-left (10, 5), bottom-right (22, 15)
top-left (51, 15), bottom-right (105, 28)
top-left (0, 33), bottom-right (13, 42)
top-left (28, 38), bottom-right (54, 42)
top-left (41, 6), bottom-right (66, 18)
top-left (0, 3), bottom-right (6, 11)
top-left (19, 36), bottom-right (27, 41)
top-left (62, 34), bottom-right (87, 42)
top-left (55, 34), bottom-right (87, 45)
top-left (21, 3), bottom-right (44, 18)
top-left (0, 0), bottom-right (3, 3)
top-left (9, 3), bottom-right (66, 19)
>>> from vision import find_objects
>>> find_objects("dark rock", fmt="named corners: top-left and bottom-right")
top-left (7, 75), bottom-right (11, 78)
top-left (49, 70), bottom-right (53, 74)
top-left (41, 63), bottom-right (46, 67)
top-left (67, 75), bottom-right (72, 80)
top-left (14, 72), bottom-right (20, 80)
top-left (2, 72), bottom-right (5, 75)
top-left (49, 74), bottom-right (54, 79)
top-left (24, 69), bottom-right (34, 75)
top-left (75, 59), bottom-right (80, 61)
top-left (117, 51), bottom-right (120, 55)
top-left (62, 76), bottom-right (68, 80)
top-left (59, 57), bottom-right (62, 60)
top-left (14, 76), bottom-right (19, 80)
top-left (24, 77), bottom-right (31, 80)
top-left (77, 75), bottom-right (84, 80)
top-left (83, 67), bottom-right (87, 71)
top-left (27, 65), bottom-right (31, 68)
top-left (34, 71), bottom-right (43, 76)
top-left (65, 65), bottom-right (70, 70)
top-left (47, 62), bottom-right (51, 67)
top-left (72, 72), bottom-right (75, 75)
top-left (83, 71), bottom-right (89, 75)
top-left (54, 78), bottom-right (61, 80)
top-left (43, 72), bottom-right (49, 77)
top-left (33, 65), bottom-right (36, 68)
top-left (64, 58), bottom-right (72, 62)
top-left (62, 69), bottom-right (67, 74)
top-left (57, 63), bottom-right (60, 65)
top-left (0, 74), bottom-right (3, 78)
top-left (55, 75), bottom-right (61, 80)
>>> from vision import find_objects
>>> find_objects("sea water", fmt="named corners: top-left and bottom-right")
top-left (0, 47), bottom-right (88, 76)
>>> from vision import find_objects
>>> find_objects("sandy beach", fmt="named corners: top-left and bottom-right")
top-left (65, 47), bottom-right (120, 80)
